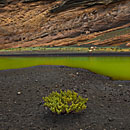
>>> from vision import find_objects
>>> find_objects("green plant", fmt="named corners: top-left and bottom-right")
top-left (42, 89), bottom-right (88, 114)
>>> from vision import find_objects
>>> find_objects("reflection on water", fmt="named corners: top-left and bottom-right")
top-left (0, 56), bottom-right (130, 80)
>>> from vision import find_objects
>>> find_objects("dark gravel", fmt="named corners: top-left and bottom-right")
top-left (0, 65), bottom-right (130, 130)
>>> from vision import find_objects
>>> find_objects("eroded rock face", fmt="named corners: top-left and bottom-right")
top-left (0, 0), bottom-right (130, 49)
top-left (50, 0), bottom-right (122, 13)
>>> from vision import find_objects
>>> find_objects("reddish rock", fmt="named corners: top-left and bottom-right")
top-left (0, 0), bottom-right (130, 49)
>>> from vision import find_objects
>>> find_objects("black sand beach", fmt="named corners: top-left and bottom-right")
top-left (0, 51), bottom-right (130, 57)
top-left (0, 65), bottom-right (130, 130)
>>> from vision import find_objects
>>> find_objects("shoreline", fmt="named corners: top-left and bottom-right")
top-left (0, 64), bottom-right (130, 82)
top-left (0, 51), bottom-right (130, 57)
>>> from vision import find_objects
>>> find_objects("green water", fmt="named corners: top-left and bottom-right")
top-left (0, 56), bottom-right (130, 80)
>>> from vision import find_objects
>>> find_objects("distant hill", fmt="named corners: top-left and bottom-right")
top-left (0, 0), bottom-right (130, 49)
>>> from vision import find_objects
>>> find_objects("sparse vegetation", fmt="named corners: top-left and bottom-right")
top-left (42, 89), bottom-right (88, 114)
top-left (1, 46), bottom-right (130, 53)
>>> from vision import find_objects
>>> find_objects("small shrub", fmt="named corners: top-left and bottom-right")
top-left (42, 89), bottom-right (88, 114)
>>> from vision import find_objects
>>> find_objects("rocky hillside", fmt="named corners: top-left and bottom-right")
top-left (0, 0), bottom-right (130, 49)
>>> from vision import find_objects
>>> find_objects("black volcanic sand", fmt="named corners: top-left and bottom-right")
top-left (0, 51), bottom-right (130, 57)
top-left (0, 65), bottom-right (130, 130)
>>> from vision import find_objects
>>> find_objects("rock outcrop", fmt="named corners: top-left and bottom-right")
top-left (0, 0), bottom-right (130, 49)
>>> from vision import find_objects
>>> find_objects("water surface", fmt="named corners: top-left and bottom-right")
top-left (0, 56), bottom-right (130, 80)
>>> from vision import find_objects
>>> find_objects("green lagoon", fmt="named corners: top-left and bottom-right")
top-left (0, 56), bottom-right (130, 80)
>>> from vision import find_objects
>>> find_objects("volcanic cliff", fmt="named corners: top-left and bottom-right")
top-left (0, 0), bottom-right (130, 49)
